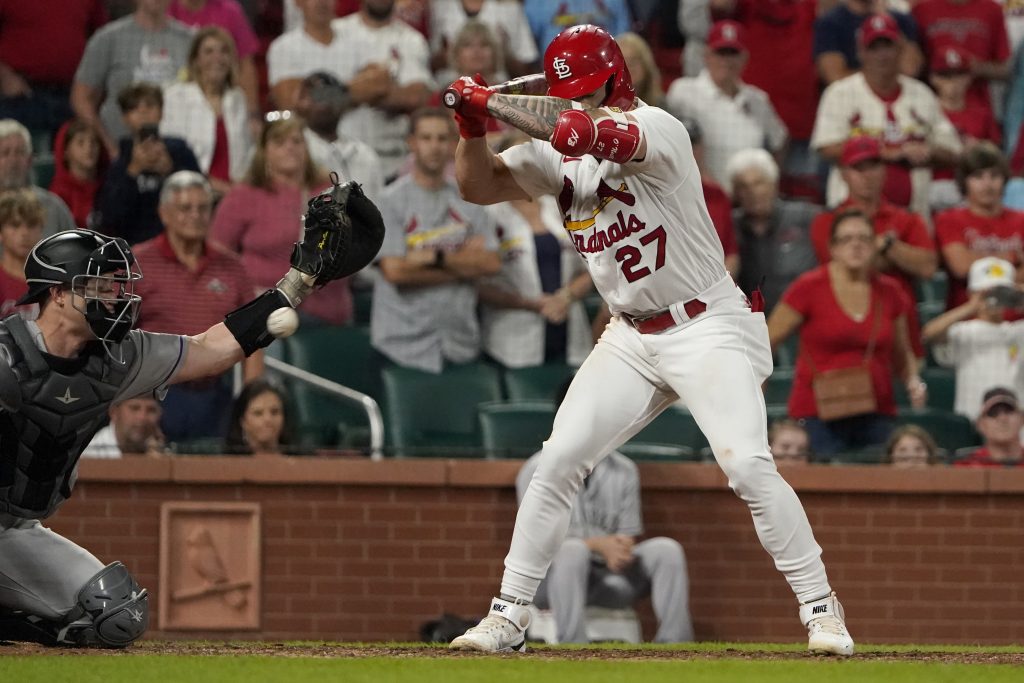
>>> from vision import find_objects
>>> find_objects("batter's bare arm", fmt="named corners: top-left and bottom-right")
top-left (486, 94), bottom-right (571, 140)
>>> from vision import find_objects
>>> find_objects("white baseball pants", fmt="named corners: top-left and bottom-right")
top-left (503, 298), bottom-right (831, 605)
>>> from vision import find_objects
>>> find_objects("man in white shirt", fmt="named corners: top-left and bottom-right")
top-left (268, 0), bottom-right (433, 179)
top-left (429, 0), bottom-right (539, 79)
top-left (81, 397), bottom-right (166, 458)
top-left (296, 72), bottom-right (385, 203)
top-left (810, 13), bottom-right (961, 216)
top-left (665, 20), bottom-right (788, 188)
top-left (922, 257), bottom-right (1024, 419)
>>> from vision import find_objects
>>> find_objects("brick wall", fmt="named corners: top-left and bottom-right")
top-left (48, 458), bottom-right (1024, 644)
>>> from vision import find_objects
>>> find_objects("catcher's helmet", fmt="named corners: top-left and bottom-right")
top-left (544, 24), bottom-right (635, 110)
top-left (18, 229), bottom-right (142, 356)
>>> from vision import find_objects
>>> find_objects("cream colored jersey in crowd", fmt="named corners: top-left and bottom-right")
top-left (499, 103), bottom-right (727, 317)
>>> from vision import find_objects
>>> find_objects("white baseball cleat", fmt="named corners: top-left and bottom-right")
top-left (449, 597), bottom-right (532, 653)
top-left (800, 592), bottom-right (854, 656)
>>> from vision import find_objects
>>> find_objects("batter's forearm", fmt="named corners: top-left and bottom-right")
top-left (487, 94), bottom-right (574, 141)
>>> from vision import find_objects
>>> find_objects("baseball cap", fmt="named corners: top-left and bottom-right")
top-left (968, 257), bottom-right (1016, 292)
top-left (858, 13), bottom-right (902, 48)
top-left (840, 136), bottom-right (882, 166)
top-left (708, 20), bottom-right (746, 53)
top-left (931, 45), bottom-right (972, 75)
top-left (980, 387), bottom-right (1019, 417)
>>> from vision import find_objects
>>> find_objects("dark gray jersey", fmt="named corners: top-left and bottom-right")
top-left (0, 316), bottom-right (188, 519)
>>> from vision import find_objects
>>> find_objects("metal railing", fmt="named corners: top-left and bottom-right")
top-left (263, 356), bottom-right (385, 461)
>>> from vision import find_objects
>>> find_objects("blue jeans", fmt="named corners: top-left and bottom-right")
top-left (160, 377), bottom-right (233, 444)
top-left (0, 85), bottom-right (73, 141)
top-left (801, 414), bottom-right (895, 458)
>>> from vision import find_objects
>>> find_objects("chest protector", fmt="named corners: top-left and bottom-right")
top-left (0, 316), bottom-right (134, 519)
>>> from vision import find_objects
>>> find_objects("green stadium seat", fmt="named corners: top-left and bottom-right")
top-left (629, 404), bottom-right (709, 452)
top-left (382, 362), bottom-right (503, 457)
top-left (618, 442), bottom-right (698, 462)
top-left (895, 408), bottom-right (980, 454)
top-left (921, 367), bottom-right (956, 412)
top-left (352, 287), bottom-right (372, 325)
top-left (281, 326), bottom-right (380, 448)
top-left (478, 400), bottom-right (556, 459)
top-left (893, 367), bottom-right (957, 411)
top-left (917, 300), bottom-right (946, 327)
top-left (763, 368), bottom-right (794, 407)
top-left (826, 447), bottom-right (886, 465)
top-left (504, 363), bottom-right (576, 401)
top-left (915, 271), bottom-right (948, 305)
top-left (32, 156), bottom-right (55, 189)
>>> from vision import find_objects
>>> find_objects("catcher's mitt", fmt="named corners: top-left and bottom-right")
top-left (290, 172), bottom-right (385, 286)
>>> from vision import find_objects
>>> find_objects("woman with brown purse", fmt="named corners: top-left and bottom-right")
top-left (767, 209), bottom-right (927, 456)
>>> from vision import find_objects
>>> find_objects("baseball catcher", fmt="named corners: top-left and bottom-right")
top-left (0, 175), bottom-right (383, 647)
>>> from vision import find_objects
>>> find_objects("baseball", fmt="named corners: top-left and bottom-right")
top-left (267, 307), bottom-right (299, 338)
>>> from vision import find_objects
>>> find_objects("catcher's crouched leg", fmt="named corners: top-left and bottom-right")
top-left (2, 562), bottom-right (150, 647)
top-left (58, 561), bottom-right (149, 648)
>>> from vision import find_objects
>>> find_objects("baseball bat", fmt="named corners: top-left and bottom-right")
top-left (442, 72), bottom-right (547, 110)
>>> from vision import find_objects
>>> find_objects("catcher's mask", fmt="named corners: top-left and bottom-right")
top-left (544, 24), bottom-right (635, 110)
top-left (18, 230), bottom-right (142, 362)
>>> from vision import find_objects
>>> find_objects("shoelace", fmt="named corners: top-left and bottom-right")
top-left (467, 615), bottom-right (515, 636)
top-left (811, 615), bottom-right (848, 637)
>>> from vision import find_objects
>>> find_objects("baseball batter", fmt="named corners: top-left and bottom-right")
top-left (445, 25), bottom-right (854, 655)
top-left (0, 178), bottom-right (383, 647)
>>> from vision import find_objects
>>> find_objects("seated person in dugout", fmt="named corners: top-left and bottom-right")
top-left (514, 381), bottom-right (695, 644)
top-left (0, 177), bottom-right (384, 647)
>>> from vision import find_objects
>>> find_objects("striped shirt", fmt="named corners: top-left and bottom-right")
top-left (133, 233), bottom-right (254, 336)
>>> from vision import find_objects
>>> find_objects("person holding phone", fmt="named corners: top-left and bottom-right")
top-left (95, 83), bottom-right (200, 244)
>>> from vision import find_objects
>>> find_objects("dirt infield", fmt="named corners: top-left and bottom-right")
top-left (3, 641), bottom-right (1023, 665)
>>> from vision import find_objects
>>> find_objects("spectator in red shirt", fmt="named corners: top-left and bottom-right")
top-left (211, 115), bottom-right (353, 325)
top-left (0, 189), bottom-right (42, 319)
top-left (810, 136), bottom-right (937, 356)
top-left (768, 209), bottom-right (926, 455)
top-left (935, 142), bottom-right (1024, 312)
top-left (0, 0), bottom-right (108, 138)
top-left (716, 0), bottom-right (822, 199)
top-left (955, 386), bottom-right (1024, 467)
top-left (133, 170), bottom-right (262, 444)
top-left (929, 44), bottom-right (1003, 211)
top-left (49, 119), bottom-right (105, 230)
top-left (912, 0), bottom-right (1011, 117)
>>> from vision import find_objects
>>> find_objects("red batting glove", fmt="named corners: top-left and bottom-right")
top-left (454, 111), bottom-right (487, 139)
top-left (450, 75), bottom-right (494, 118)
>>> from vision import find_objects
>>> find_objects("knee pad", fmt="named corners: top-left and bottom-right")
top-left (60, 561), bottom-right (149, 648)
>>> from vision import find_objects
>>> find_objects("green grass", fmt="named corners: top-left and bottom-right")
top-left (3, 642), bottom-right (1022, 683)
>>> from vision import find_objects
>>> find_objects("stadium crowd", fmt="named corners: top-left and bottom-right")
top-left (2, 0), bottom-right (1024, 467)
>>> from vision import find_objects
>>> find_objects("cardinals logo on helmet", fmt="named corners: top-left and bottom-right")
top-left (552, 56), bottom-right (572, 80)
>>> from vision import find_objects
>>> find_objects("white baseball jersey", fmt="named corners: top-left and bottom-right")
top-left (499, 104), bottom-right (727, 316)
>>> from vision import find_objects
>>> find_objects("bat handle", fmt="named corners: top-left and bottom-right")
top-left (442, 86), bottom-right (461, 110)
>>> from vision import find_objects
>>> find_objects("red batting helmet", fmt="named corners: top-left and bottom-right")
top-left (544, 24), bottom-right (636, 110)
